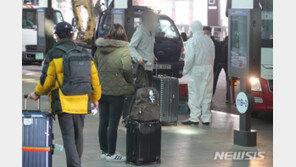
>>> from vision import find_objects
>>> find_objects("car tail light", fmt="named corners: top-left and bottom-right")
top-left (179, 47), bottom-right (185, 61)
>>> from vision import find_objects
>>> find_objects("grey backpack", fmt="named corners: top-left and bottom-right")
top-left (56, 44), bottom-right (92, 96)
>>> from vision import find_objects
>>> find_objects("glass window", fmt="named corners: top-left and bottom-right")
top-left (134, 17), bottom-right (141, 29)
top-left (54, 11), bottom-right (64, 25)
top-left (209, 0), bottom-right (216, 5)
top-left (261, 0), bottom-right (273, 39)
top-left (102, 14), bottom-right (112, 30)
top-left (230, 15), bottom-right (248, 69)
top-left (156, 19), bottom-right (180, 42)
top-left (22, 10), bottom-right (37, 29)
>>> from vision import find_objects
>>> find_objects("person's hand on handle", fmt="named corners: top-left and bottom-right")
top-left (139, 57), bottom-right (145, 65)
top-left (154, 57), bottom-right (158, 62)
top-left (28, 92), bottom-right (40, 101)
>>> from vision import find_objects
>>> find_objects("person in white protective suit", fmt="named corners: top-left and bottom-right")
top-left (181, 21), bottom-right (215, 126)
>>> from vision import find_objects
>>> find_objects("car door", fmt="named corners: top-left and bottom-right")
top-left (53, 11), bottom-right (64, 25)
top-left (154, 18), bottom-right (183, 65)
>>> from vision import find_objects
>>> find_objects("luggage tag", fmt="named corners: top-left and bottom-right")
top-left (23, 118), bottom-right (33, 126)
top-left (149, 90), bottom-right (155, 103)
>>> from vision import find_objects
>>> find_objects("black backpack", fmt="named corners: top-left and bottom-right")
top-left (122, 61), bottom-right (160, 125)
top-left (56, 44), bottom-right (92, 96)
top-left (123, 87), bottom-right (160, 124)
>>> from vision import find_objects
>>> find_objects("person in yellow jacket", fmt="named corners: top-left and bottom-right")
top-left (28, 22), bottom-right (101, 167)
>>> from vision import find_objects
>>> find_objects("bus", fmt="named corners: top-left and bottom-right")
top-left (227, 0), bottom-right (273, 114)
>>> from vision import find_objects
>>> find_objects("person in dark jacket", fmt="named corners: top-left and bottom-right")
top-left (203, 26), bottom-right (221, 68)
top-left (205, 26), bottom-right (230, 103)
top-left (215, 36), bottom-right (230, 102)
top-left (94, 24), bottom-right (134, 162)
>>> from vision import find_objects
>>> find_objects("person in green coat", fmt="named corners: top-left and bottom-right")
top-left (94, 24), bottom-right (134, 162)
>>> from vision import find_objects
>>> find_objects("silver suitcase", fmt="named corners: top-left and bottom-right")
top-left (152, 76), bottom-right (179, 125)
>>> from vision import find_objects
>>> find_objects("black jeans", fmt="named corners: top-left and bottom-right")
top-left (99, 95), bottom-right (124, 155)
top-left (58, 113), bottom-right (85, 167)
top-left (145, 70), bottom-right (153, 86)
top-left (213, 63), bottom-right (230, 100)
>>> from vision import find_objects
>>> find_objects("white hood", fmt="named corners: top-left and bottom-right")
top-left (183, 20), bottom-right (215, 75)
top-left (191, 20), bottom-right (204, 37)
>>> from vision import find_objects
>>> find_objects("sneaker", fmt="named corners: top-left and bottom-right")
top-left (106, 153), bottom-right (126, 162)
top-left (202, 122), bottom-right (210, 125)
top-left (181, 119), bottom-right (199, 126)
top-left (99, 152), bottom-right (108, 160)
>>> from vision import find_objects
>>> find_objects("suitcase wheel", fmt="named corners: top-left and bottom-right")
top-left (51, 133), bottom-right (55, 155)
top-left (136, 161), bottom-right (142, 166)
top-left (156, 159), bottom-right (161, 164)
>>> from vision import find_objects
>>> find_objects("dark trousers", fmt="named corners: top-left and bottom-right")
top-left (145, 70), bottom-right (153, 86)
top-left (213, 63), bottom-right (230, 100)
top-left (99, 95), bottom-right (124, 155)
top-left (58, 113), bottom-right (85, 167)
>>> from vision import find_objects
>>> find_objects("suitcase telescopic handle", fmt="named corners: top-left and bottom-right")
top-left (155, 62), bottom-right (158, 76)
top-left (24, 94), bottom-right (41, 111)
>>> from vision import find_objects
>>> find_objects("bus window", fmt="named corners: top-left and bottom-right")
top-left (102, 14), bottom-right (112, 30)
top-left (22, 10), bottom-right (37, 29)
top-left (261, 0), bottom-right (273, 40)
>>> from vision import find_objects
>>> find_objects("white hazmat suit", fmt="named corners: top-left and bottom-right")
top-left (183, 21), bottom-right (215, 123)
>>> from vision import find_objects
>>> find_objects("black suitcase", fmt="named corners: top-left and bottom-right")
top-left (152, 76), bottom-right (179, 125)
top-left (126, 120), bottom-right (161, 166)
top-left (22, 95), bottom-right (54, 167)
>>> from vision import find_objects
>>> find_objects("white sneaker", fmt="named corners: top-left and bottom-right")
top-left (99, 152), bottom-right (108, 160)
top-left (106, 153), bottom-right (126, 162)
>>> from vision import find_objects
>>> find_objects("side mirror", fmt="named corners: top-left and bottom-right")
top-left (181, 32), bottom-right (187, 42)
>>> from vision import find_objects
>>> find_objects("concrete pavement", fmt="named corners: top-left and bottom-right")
top-left (22, 65), bottom-right (273, 167)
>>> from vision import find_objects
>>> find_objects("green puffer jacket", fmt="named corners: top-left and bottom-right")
top-left (94, 39), bottom-right (135, 96)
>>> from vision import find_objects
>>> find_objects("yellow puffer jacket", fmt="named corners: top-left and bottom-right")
top-left (34, 38), bottom-right (101, 114)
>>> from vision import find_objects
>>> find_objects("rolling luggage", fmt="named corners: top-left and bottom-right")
top-left (152, 76), bottom-right (179, 125)
top-left (22, 95), bottom-right (54, 167)
top-left (126, 120), bottom-right (161, 166)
